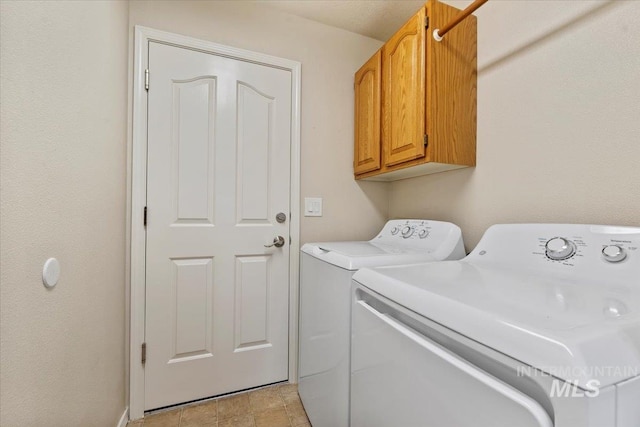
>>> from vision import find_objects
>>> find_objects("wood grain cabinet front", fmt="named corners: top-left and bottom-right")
top-left (382, 6), bottom-right (426, 167)
top-left (354, 50), bottom-right (381, 175)
top-left (354, 0), bottom-right (477, 181)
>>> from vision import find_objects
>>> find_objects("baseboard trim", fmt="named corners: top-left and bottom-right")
top-left (116, 407), bottom-right (129, 427)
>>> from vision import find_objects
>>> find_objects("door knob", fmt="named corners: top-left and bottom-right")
top-left (264, 236), bottom-right (286, 248)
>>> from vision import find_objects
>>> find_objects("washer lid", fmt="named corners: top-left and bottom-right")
top-left (301, 241), bottom-right (436, 271)
top-left (353, 261), bottom-right (640, 388)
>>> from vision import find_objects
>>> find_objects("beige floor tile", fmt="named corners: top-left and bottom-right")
top-left (276, 384), bottom-right (298, 396)
top-left (284, 401), bottom-right (306, 418)
top-left (281, 392), bottom-right (301, 406)
top-left (218, 413), bottom-right (255, 427)
top-left (135, 385), bottom-right (307, 427)
top-left (285, 401), bottom-right (310, 427)
top-left (218, 393), bottom-right (251, 420)
top-left (249, 387), bottom-right (285, 413)
top-left (180, 400), bottom-right (218, 426)
top-left (289, 414), bottom-right (310, 427)
top-left (254, 407), bottom-right (291, 427)
top-left (277, 384), bottom-right (300, 405)
top-left (144, 408), bottom-right (182, 427)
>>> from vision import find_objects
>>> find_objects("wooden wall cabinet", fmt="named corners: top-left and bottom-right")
top-left (354, 0), bottom-right (477, 181)
top-left (354, 50), bottom-right (381, 175)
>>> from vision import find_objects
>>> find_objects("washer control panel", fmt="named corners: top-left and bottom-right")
top-left (386, 220), bottom-right (433, 241)
top-left (469, 224), bottom-right (640, 279)
top-left (536, 232), bottom-right (637, 266)
top-left (374, 219), bottom-right (462, 251)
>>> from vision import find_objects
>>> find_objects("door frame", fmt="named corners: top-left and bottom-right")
top-left (128, 26), bottom-right (301, 420)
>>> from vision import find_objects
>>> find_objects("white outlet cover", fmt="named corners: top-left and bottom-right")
top-left (304, 197), bottom-right (323, 217)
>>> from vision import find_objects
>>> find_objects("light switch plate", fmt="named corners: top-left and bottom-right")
top-left (304, 197), bottom-right (323, 217)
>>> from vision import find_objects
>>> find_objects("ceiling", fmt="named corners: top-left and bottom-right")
top-left (256, 0), bottom-right (426, 41)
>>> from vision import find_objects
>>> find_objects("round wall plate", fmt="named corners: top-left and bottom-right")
top-left (43, 258), bottom-right (60, 288)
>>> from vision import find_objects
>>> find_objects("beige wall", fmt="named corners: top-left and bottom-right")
top-left (390, 0), bottom-right (640, 250)
top-left (128, 1), bottom-right (388, 244)
top-left (0, 1), bottom-right (128, 426)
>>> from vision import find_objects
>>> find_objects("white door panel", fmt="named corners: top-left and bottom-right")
top-left (145, 41), bottom-right (291, 410)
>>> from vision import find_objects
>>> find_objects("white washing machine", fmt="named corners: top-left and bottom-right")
top-left (298, 219), bottom-right (465, 427)
top-left (351, 223), bottom-right (640, 427)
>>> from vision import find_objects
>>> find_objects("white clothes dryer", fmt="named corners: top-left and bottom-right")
top-left (351, 223), bottom-right (640, 427)
top-left (298, 219), bottom-right (465, 427)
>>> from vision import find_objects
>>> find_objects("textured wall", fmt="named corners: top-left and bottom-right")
top-left (390, 0), bottom-right (640, 250)
top-left (0, 1), bottom-right (128, 425)
top-left (128, 1), bottom-right (388, 244)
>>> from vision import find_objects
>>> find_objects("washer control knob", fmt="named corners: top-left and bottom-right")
top-left (401, 226), bottom-right (414, 238)
top-left (602, 245), bottom-right (626, 263)
top-left (418, 229), bottom-right (429, 239)
top-left (545, 237), bottom-right (576, 261)
top-left (390, 226), bottom-right (399, 235)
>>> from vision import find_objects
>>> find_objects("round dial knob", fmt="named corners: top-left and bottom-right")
top-left (602, 245), bottom-right (626, 263)
top-left (401, 226), bottom-right (414, 238)
top-left (390, 226), bottom-right (399, 235)
top-left (545, 237), bottom-right (576, 261)
top-left (418, 229), bottom-right (429, 239)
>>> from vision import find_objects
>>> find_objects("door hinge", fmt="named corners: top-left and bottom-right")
top-left (424, 134), bottom-right (429, 147)
top-left (141, 342), bottom-right (146, 364)
top-left (145, 69), bottom-right (149, 91)
top-left (425, 16), bottom-right (429, 29)
top-left (143, 206), bottom-right (147, 227)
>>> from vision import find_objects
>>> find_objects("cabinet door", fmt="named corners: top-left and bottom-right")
top-left (354, 50), bottom-right (381, 175)
top-left (382, 7), bottom-right (426, 167)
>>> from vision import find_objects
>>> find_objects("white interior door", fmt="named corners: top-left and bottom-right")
top-left (144, 41), bottom-right (292, 410)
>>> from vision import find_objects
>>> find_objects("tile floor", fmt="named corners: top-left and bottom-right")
top-left (127, 383), bottom-right (310, 427)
